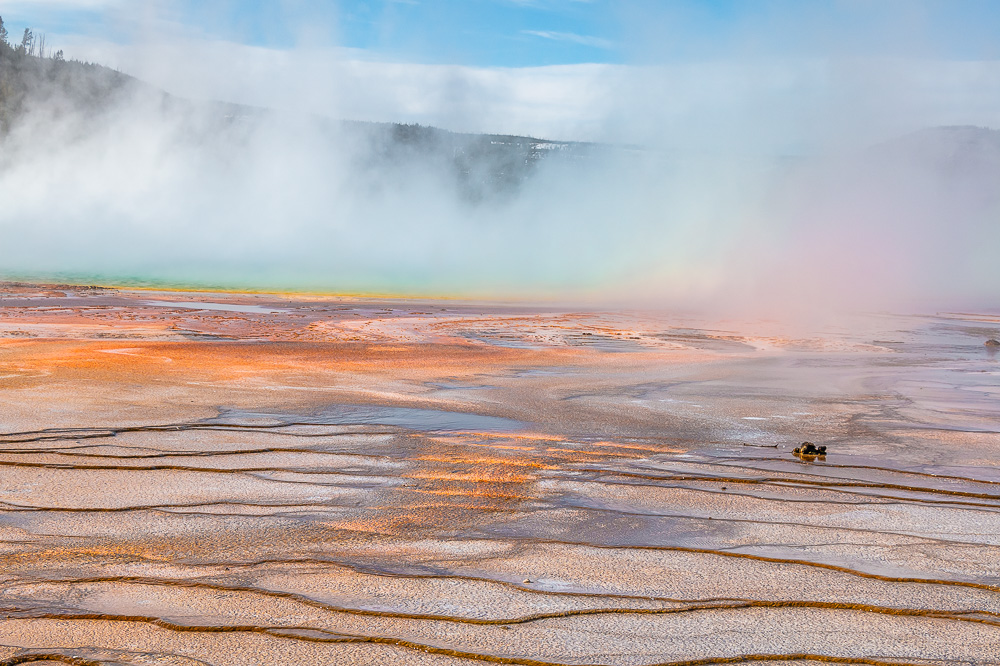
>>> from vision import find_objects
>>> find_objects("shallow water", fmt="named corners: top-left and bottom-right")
top-left (144, 300), bottom-right (286, 314)
top-left (213, 404), bottom-right (528, 433)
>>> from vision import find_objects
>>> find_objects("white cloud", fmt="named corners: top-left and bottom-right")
top-left (522, 29), bottom-right (613, 50)
top-left (51, 34), bottom-right (617, 141)
top-left (501, 0), bottom-right (597, 6)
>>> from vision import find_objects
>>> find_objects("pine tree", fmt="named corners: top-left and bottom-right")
top-left (20, 28), bottom-right (33, 56)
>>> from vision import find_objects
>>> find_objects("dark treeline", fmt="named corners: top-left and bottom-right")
top-left (348, 120), bottom-right (594, 202)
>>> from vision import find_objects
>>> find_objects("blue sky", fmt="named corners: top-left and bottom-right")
top-left (0, 0), bottom-right (621, 66)
top-left (2, 0), bottom-right (1000, 68)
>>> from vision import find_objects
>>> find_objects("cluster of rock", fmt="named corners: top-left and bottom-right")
top-left (793, 442), bottom-right (827, 456)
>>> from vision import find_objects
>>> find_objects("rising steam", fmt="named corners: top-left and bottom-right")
top-left (0, 3), bottom-right (999, 317)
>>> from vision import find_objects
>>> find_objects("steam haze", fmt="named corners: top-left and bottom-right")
top-left (1, 0), bottom-right (999, 317)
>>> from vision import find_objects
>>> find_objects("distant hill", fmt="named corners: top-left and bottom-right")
top-left (865, 125), bottom-right (1000, 213)
top-left (0, 38), bottom-right (142, 132)
top-left (871, 125), bottom-right (1000, 176)
top-left (341, 120), bottom-right (597, 202)
top-left (0, 40), bottom-right (595, 202)
top-left (2, 36), bottom-right (998, 206)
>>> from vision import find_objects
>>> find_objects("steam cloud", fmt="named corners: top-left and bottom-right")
top-left (1, 2), bottom-right (999, 318)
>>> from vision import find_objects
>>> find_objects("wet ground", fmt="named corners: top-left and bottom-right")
top-left (0, 283), bottom-right (999, 665)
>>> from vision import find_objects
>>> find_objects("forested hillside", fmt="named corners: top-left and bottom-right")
top-left (0, 16), bottom-right (591, 202)
top-left (0, 19), bottom-right (141, 133)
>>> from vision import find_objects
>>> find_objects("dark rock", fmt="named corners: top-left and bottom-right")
top-left (793, 442), bottom-right (827, 458)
